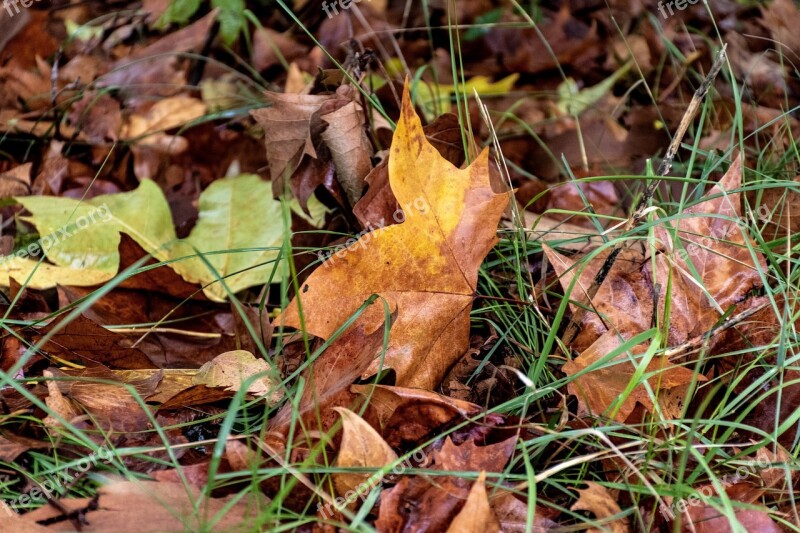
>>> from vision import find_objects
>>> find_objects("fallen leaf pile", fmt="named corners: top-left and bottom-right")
top-left (1, 1), bottom-right (799, 531)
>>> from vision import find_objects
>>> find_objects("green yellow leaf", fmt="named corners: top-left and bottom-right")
top-left (9, 175), bottom-right (327, 300)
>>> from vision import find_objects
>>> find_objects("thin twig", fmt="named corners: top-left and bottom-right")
top-left (561, 45), bottom-right (728, 346)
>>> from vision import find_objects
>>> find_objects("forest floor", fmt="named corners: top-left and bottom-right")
top-left (1, 0), bottom-right (800, 531)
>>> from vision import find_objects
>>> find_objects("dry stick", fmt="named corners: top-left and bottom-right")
top-left (561, 44), bottom-right (729, 346)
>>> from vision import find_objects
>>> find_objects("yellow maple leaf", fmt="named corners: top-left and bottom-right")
top-left (282, 82), bottom-right (508, 389)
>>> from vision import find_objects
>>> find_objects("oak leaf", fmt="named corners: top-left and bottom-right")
top-left (282, 82), bottom-right (508, 389)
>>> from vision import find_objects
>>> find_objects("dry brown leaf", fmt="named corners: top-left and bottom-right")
top-left (570, 481), bottom-right (630, 533)
top-left (683, 506), bottom-right (782, 533)
top-left (755, 446), bottom-right (793, 489)
top-left (433, 436), bottom-right (517, 473)
top-left (251, 91), bottom-right (331, 181)
top-left (0, 434), bottom-right (29, 462)
top-left (376, 475), bottom-right (471, 532)
top-left (269, 318), bottom-right (389, 436)
top-left (552, 156), bottom-right (764, 421)
top-left (284, 62), bottom-right (308, 94)
top-left (648, 155), bottom-right (766, 344)
top-left (485, 6), bottom-right (601, 75)
top-left (0, 162), bottom-right (32, 198)
top-left (522, 214), bottom-right (608, 252)
top-left (760, 0), bottom-right (800, 62)
top-left (562, 330), bottom-right (699, 421)
top-left (282, 83), bottom-right (508, 389)
top-left (446, 472), bottom-right (500, 533)
top-left (42, 370), bottom-right (80, 429)
top-left (748, 175), bottom-right (800, 256)
top-left (545, 246), bottom-right (653, 353)
top-left (375, 431), bottom-right (514, 531)
top-left (99, 10), bottom-right (216, 102)
top-left (351, 385), bottom-right (483, 448)
top-left (252, 28), bottom-right (308, 72)
top-left (332, 407), bottom-right (398, 505)
top-left (31, 314), bottom-right (154, 370)
top-left (48, 366), bottom-right (160, 433)
top-left (490, 491), bottom-right (559, 532)
top-left (0, 6), bottom-right (29, 53)
top-left (320, 100), bottom-right (373, 206)
top-left (1, 508), bottom-right (50, 532)
top-left (19, 479), bottom-right (262, 532)
top-left (122, 95), bottom-right (207, 143)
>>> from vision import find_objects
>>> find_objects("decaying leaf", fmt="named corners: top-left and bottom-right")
top-left (490, 491), bottom-right (559, 533)
top-left (562, 331), bottom-right (698, 421)
top-left (122, 95), bottom-right (207, 143)
top-left (551, 156), bottom-right (764, 420)
top-left (647, 156), bottom-right (766, 345)
top-left (31, 314), bottom-right (154, 370)
top-left (45, 366), bottom-right (160, 433)
top-left (42, 369), bottom-right (80, 428)
top-left (446, 472), bottom-right (501, 533)
top-left (332, 407), bottom-right (398, 504)
top-left (570, 482), bottom-right (630, 533)
top-left (351, 385), bottom-right (484, 448)
top-left (282, 82), bottom-right (508, 389)
top-left (193, 350), bottom-right (282, 402)
top-left (269, 317), bottom-right (390, 436)
top-left (375, 433), bottom-right (515, 531)
top-left (251, 85), bottom-right (373, 207)
top-left (320, 101), bottom-right (372, 207)
top-left (19, 479), bottom-right (263, 532)
top-left (251, 91), bottom-right (331, 181)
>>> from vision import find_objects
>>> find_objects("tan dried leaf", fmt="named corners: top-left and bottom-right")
top-left (570, 481), bottom-right (630, 533)
top-left (320, 101), bottom-right (373, 206)
top-left (447, 472), bottom-right (500, 533)
top-left (333, 407), bottom-right (397, 505)
top-left (193, 350), bottom-right (283, 403)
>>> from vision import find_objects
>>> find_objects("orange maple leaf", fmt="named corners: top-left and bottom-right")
top-left (282, 83), bottom-right (508, 389)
